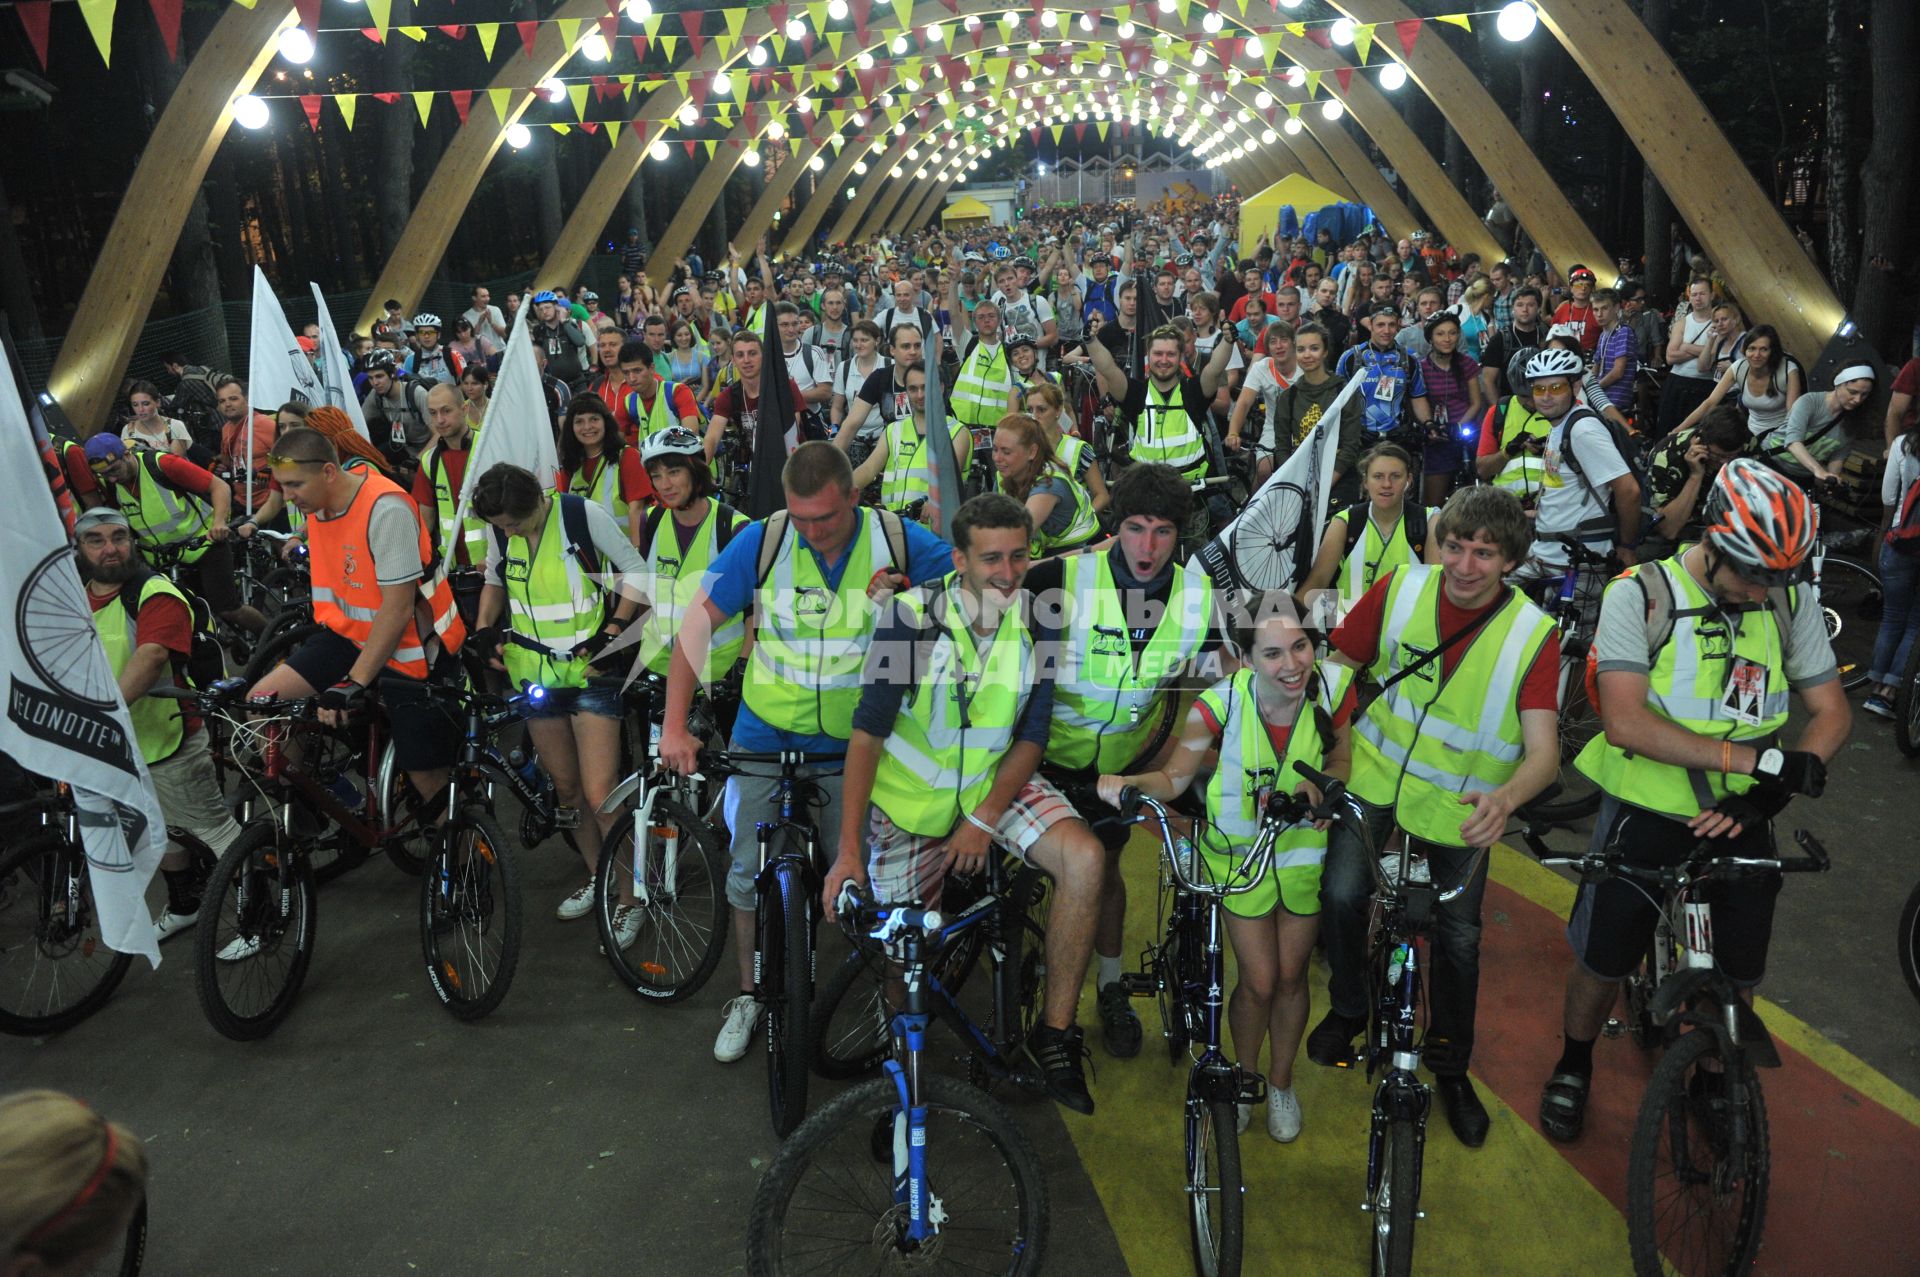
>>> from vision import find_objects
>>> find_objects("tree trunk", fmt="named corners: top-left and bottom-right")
top-left (316, 123), bottom-right (364, 287)
top-left (376, 37), bottom-right (417, 261)
top-left (1636, 0), bottom-right (1674, 302)
top-left (202, 151), bottom-right (250, 305)
top-left (704, 181), bottom-right (729, 263)
top-left (1824, 0), bottom-right (1861, 301)
top-left (531, 142), bottom-right (564, 256)
top-left (135, 18), bottom-right (226, 337)
top-left (624, 175), bottom-right (650, 249)
top-left (1851, 0), bottom-right (1919, 355)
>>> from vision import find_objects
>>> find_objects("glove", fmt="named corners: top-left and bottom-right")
top-left (320, 678), bottom-right (367, 714)
top-left (1709, 795), bottom-right (1774, 831)
top-left (468, 626), bottom-right (505, 663)
top-left (1751, 748), bottom-right (1826, 798)
top-left (571, 622), bottom-right (623, 664)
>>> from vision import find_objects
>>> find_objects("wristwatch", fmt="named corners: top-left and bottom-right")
top-left (1752, 747), bottom-right (1784, 780)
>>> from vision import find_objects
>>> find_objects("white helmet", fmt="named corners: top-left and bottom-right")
top-left (641, 425), bottom-right (704, 466)
top-left (411, 312), bottom-right (442, 330)
top-left (1524, 347), bottom-right (1584, 383)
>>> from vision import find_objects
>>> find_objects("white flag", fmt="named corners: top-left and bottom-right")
top-left (311, 284), bottom-right (373, 441)
top-left (0, 355), bottom-right (165, 965)
top-left (449, 300), bottom-right (559, 561)
top-left (245, 267), bottom-right (324, 513)
top-left (1188, 372), bottom-right (1363, 599)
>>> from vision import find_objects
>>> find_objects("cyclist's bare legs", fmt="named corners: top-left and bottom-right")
top-left (1021, 819), bottom-right (1105, 1033)
top-left (1561, 964), bottom-right (1620, 1045)
top-left (525, 714), bottom-right (615, 871)
top-left (1225, 909), bottom-right (1320, 1090)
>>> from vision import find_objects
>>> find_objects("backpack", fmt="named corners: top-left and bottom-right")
top-left (168, 366), bottom-right (223, 445)
top-left (754, 507), bottom-right (911, 590)
top-left (1887, 464), bottom-right (1920, 559)
top-left (488, 492), bottom-right (606, 583)
top-left (1557, 406), bottom-right (1652, 515)
top-left (639, 502), bottom-right (744, 561)
top-left (119, 574), bottom-right (225, 690)
top-left (1583, 562), bottom-right (1797, 713)
top-left (1340, 502), bottom-right (1428, 561)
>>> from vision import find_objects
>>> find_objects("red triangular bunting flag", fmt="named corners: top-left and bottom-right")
top-left (16, 0), bottom-right (50, 68)
top-left (971, 25), bottom-right (984, 48)
top-left (605, 0), bottom-right (621, 14)
top-left (630, 34), bottom-right (648, 61)
top-left (372, 91), bottom-right (401, 104)
top-left (683, 139), bottom-right (698, 157)
top-left (768, 3), bottom-right (788, 32)
top-left (854, 21), bottom-right (870, 48)
top-left (850, 0), bottom-right (872, 27)
top-left (940, 0), bottom-right (958, 12)
top-left (1305, 26), bottom-right (1333, 49)
top-left (800, 33), bottom-right (813, 56)
top-left (299, 94), bottom-right (324, 132)
top-left (450, 89), bottom-right (472, 123)
top-left (360, 27), bottom-right (384, 43)
top-left (1073, 123), bottom-right (1086, 141)
top-left (679, 9), bottom-right (704, 56)
top-left (598, 14), bottom-right (616, 47)
top-left (1029, 127), bottom-right (1040, 144)
top-left (688, 77), bottom-right (708, 109)
top-left (1394, 18), bottom-right (1422, 59)
top-left (1026, 15), bottom-right (1040, 38)
top-left (581, 121), bottom-right (600, 133)
top-left (516, 20), bottom-right (539, 55)
top-left (294, 0), bottom-right (321, 39)
top-left (1334, 66), bottom-right (1353, 93)
top-left (148, 0), bottom-right (184, 60)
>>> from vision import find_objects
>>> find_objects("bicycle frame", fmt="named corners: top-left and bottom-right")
top-left (859, 900), bottom-right (950, 1248)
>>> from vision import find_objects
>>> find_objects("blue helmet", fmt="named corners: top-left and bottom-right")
top-left (531, 290), bottom-right (561, 305)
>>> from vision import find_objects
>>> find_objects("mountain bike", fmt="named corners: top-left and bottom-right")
top-left (1519, 537), bottom-right (1613, 824)
top-left (1892, 622), bottom-right (1920, 758)
top-left (1801, 477), bottom-right (1881, 692)
top-left (1112, 778), bottom-right (1330, 1277)
top-left (747, 885), bottom-right (1049, 1276)
top-left (1522, 825), bottom-right (1831, 1276)
top-left (1900, 877), bottom-right (1920, 1009)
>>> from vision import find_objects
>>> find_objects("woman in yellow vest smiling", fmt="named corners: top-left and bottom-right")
top-left (1099, 594), bottom-right (1356, 1143)
top-left (468, 464), bottom-right (649, 947)
top-left (556, 393), bottom-right (654, 549)
top-left (1019, 380), bottom-right (1111, 515)
top-left (991, 412), bottom-right (1098, 558)
top-left (1298, 442), bottom-right (1439, 630)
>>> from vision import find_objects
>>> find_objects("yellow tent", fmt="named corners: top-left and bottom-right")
top-left (1239, 174), bottom-right (1347, 254)
top-left (941, 195), bottom-right (993, 227)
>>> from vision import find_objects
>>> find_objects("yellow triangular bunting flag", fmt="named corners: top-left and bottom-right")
top-left (1352, 23), bottom-right (1374, 63)
top-left (1436, 14), bottom-right (1472, 32)
top-left (704, 139), bottom-right (718, 157)
top-left (489, 88), bottom-right (512, 123)
top-left (1284, 21), bottom-right (1305, 38)
top-left (551, 123), bottom-right (572, 134)
top-left (1096, 120), bottom-right (1108, 139)
top-left (806, 2), bottom-right (829, 32)
top-left (337, 95), bottom-right (357, 130)
top-left (74, 0), bottom-right (114, 64)
top-left (412, 91), bottom-right (433, 127)
top-left (607, 120), bottom-right (622, 147)
top-left (1050, 123), bottom-right (1064, 142)
top-left (557, 18), bottom-right (581, 50)
top-left (826, 30), bottom-right (844, 55)
top-left (772, 35), bottom-right (786, 58)
top-left (660, 34), bottom-right (678, 60)
top-left (396, 26), bottom-right (427, 42)
top-left (725, 8), bottom-right (747, 40)
top-left (568, 84), bottom-right (590, 119)
top-left (715, 34), bottom-right (736, 58)
top-left (1175, 0), bottom-right (1192, 25)
top-left (1304, 69), bottom-right (1322, 97)
top-left (892, 0), bottom-right (914, 34)
top-left (475, 23), bottom-right (498, 60)
top-left (730, 71), bottom-right (750, 100)
top-left (366, 0), bottom-right (392, 40)
top-left (644, 13), bottom-right (663, 37)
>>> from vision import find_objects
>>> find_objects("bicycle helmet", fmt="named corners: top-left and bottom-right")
top-left (1506, 346), bottom-right (1539, 392)
top-left (1523, 346), bottom-right (1584, 384)
top-left (364, 349), bottom-right (398, 374)
top-left (1700, 457), bottom-right (1817, 586)
top-left (411, 313), bottom-right (441, 330)
top-left (531, 290), bottom-right (561, 305)
top-left (582, 291), bottom-right (599, 304)
top-left (641, 425), bottom-right (705, 465)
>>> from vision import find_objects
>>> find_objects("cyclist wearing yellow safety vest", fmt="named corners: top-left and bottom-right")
top-left (1083, 319), bottom-right (1236, 555)
top-left (848, 362), bottom-right (970, 516)
top-left (1537, 459), bottom-right (1850, 1144)
top-left (1471, 346), bottom-right (1552, 510)
top-left (557, 393), bottom-right (656, 547)
top-left (633, 426), bottom-right (749, 695)
top-left (620, 338), bottom-right (703, 451)
top-left (991, 412), bottom-right (1098, 558)
top-left (1022, 463), bottom-right (1228, 1061)
top-left (655, 442), bottom-right (955, 1065)
top-left (1310, 486), bottom-right (1562, 1151)
top-left (410, 386), bottom-right (490, 627)
top-left (1099, 595), bottom-right (1356, 1144)
top-left (75, 508), bottom-right (242, 943)
top-left (822, 493), bottom-right (1107, 1116)
top-left (468, 463), bottom-right (649, 947)
top-left (1298, 442), bottom-right (1439, 630)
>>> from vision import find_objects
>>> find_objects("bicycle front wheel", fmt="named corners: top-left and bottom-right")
top-left (746, 1072), bottom-right (1049, 1277)
top-left (766, 857), bottom-right (814, 1137)
top-left (1815, 555), bottom-right (1881, 691)
top-left (1895, 624), bottom-right (1920, 758)
top-left (594, 792), bottom-right (726, 1003)
top-left (1188, 1098), bottom-right (1243, 1277)
top-left (420, 810), bottom-right (522, 1021)
top-left (1626, 1029), bottom-right (1770, 1277)
top-left (0, 833), bottom-right (134, 1036)
top-left (1901, 881), bottom-right (1920, 1009)
top-left (1370, 1116), bottom-right (1419, 1277)
top-left (194, 823), bottom-right (316, 1040)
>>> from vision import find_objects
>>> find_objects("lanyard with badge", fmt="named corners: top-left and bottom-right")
top-left (1704, 608), bottom-right (1769, 729)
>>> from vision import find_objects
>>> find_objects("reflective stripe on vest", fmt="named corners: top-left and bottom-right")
top-left (1492, 397), bottom-right (1551, 501)
top-left (1575, 556), bottom-right (1791, 818)
top-left (423, 441), bottom-right (489, 566)
top-left (1056, 434), bottom-right (1089, 481)
top-left (502, 496), bottom-right (609, 691)
top-left (879, 415), bottom-right (966, 511)
top-left (1003, 465), bottom-right (1096, 556)
top-left (951, 343), bottom-right (1009, 427)
top-left (870, 583), bottom-right (1036, 837)
top-left (742, 507), bottom-right (884, 738)
top-left (1049, 552), bottom-right (1213, 772)
top-left (641, 501), bottom-right (746, 681)
top-left (1349, 565), bottom-right (1553, 847)
top-left (624, 384), bottom-right (683, 445)
top-left (94, 574), bottom-right (188, 765)
top-left (1132, 380), bottom-right (1206, 477)
top-left (118, 452), bottom-right (212, 558)
top-left (308, 471), bottom-right (466, 679)
top-left (1337, 507), bottom-right (1425, 609)
top-left (570, 453), bottom-right (631, 524)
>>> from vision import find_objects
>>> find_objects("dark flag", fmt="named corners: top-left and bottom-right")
top-left (746, 281), bottom-right (795, 519)
top-left (920, 343), bottom-right (965, 542)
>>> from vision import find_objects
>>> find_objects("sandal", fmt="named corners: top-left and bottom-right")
top-left (1539, 1071), bottom-right (1591, 1143)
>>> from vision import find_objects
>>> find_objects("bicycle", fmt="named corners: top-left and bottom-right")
top-left (1112, 779), bottom-right (1328, 1277)
top-left (1518, 537), bottom-right (1614, 824)
top-left (700, 748), bottom-right (843, 1137)
top-left (1522, 823), bottom-right (1831, 1276)
top-left (1891, 612), bottom-right (1920, 758)
top-left (1900, 876), bottom-right (1920, 1010)
top-left (746, 885), bottom-right (1050, 1276)
top-left (1799, 475), bottom-right (1882, 692)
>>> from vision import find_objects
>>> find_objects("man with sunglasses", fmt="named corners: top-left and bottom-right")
top-left (1536, 460), bottom-right (1851, 1143)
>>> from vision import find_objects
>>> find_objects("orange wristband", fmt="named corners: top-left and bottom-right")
top-left (1721, 741), bottom-right (1732, 777)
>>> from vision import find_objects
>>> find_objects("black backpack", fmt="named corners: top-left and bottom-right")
top-left (488, 493), bottom-right (604, 581)
top-left (1557, 406), bottom-right (1652, 515)
top-left (1340, 502), bottom-right (1428, 561)
top-left (639, 501), bottom-right (745, 561)
top-left (118, 574), bottom-right (224, 690)
top-left (167, 366), bottom-right (224, 447)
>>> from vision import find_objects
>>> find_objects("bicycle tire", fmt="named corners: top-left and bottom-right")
top-left (0, 833), bottom-right (134, 1036)
top-left (1225, 481), bottom-right (1308, 592)
top-left (746, 1072), bottom-right (1049, 1277)
top-left (1001, 865), bottom-right (1053, 1051)
top-left (379, 742), bottom-right (430, 877)
top-left (241, 620), bottom-right (326, 686)
top-left (1626, 1029), bottom-right (1769, 1277)
top-left (594, 792), bottom-right (727, 1003)
top-left (117, 1196), bottom-right (147, 1277)
top-left (1901, 881), bottom-right (1920, 1009)
top-left (1370, 1115), bottom-right (1419, 1277)
top-left (193, 822), bottom-right (317, 1041)
top-left (1814, 555), bottom-right (1880, 692)
top-left (1189, 1098), bottom-right (1243, 1277)
top-left (1895, 624), bottom-right (1920, 758)
top-left (258, 567), bottom-right (309, 620)
top-left (811, 917), bottom-right (988, 1080)
top-left (1525, 655), bottom-right (1604, 822)
top-left (766, 856), bottom-right (814, 1138)
top-left (420, 809), bottom-right (522, 1020)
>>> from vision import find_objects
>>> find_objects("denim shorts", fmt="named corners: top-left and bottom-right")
top-left (519, 682), bottom-right (624, 721)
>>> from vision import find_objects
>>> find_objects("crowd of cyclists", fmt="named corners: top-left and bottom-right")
top-left (18, 184), bottom-right (1920, 1273)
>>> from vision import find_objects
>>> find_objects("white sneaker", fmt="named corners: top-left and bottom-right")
top-left (1268, 1086), bottom-right (1302, 1143)
top-left (215, 935), bottom-right (260, 963)
top-left (610, 903), bottom-right (644, 951)
top-left (714, 995), bottom-right (763, 1063)
top-left (1236, 1103), bottom-right (1251, 1135)
top-left (555, 881), bottom-right (596, 921)
top-left (155, 907), bottom-right (199, 943)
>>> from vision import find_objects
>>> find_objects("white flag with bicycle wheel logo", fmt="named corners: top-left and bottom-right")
top-left (0, 355), bottom-right (165, 964)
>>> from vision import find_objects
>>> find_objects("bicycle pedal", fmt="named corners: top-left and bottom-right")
top-left (553, 806), bottom-right (582, 831)
top-left (1117, 972), bottom-right (1157, 997)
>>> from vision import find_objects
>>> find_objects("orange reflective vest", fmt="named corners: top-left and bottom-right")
top-left (308, 471), bottom-right (466, 678)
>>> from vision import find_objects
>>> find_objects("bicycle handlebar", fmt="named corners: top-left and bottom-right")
top-left (833, 882), bottom-right (942, 946)
top-left (1520, 826), bottom-right (1831, 886)
top-left (1115, 760), bottom-right (1344, 899)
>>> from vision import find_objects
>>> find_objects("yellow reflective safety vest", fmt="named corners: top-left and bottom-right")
top-left (951, 340), bottom-right (1011, 428)
top-left (1488, 395), bottom-right (1551, 505)
top-left (419, 437), bottom-right (489, 568)
top-left (742, 508), bottom-right (888, 739)
top-left (623, 381), bottom-right (688, 444)
top-left (1349, 565), bottom-right (1555, 847)
top-left (94, 574), bottom-right (190, 765)
top-left (639, 499), bottom-right (748, 682)
top-left (869, 583), bottom-right (1037, 837)
top-left (1000, 465), bottom-right (1097, 558)
top-left (117, 451), bottom-right (213, 563)
top-left (497, 496), bottom-right (612, 691)
top-left (1575, 555), bottom-right (1792, 819)
top-left (1334, 503), bottom-right (1432, 611)
top-left (879, 414), bottom-right (969, 512)
top-left (1050, 551), bottom-right (1214, 773)
top-left (568, 451), bottom-right (635, 526)
top-left (1131, 378), bottom-right (1207, 479)
top-left (1196, 664), bottom-right (1353, 917)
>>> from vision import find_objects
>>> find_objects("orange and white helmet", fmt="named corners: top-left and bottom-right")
top-left (1701, 458), bottom-right (1816, 585)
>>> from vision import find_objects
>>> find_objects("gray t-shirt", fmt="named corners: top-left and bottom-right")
top-left (1532, 411), bottom-right (1631, 566)
top-left (1591, 556), bottom-right (1837, 691)
top-left (1033, 473), bottom-right (1080, 540)
top-left (463, 305), bottom-right (508, 354)
top-left (482, 498), bottom-right (644, 588)
top-left (1761, 392), bottom-right (1851, 476)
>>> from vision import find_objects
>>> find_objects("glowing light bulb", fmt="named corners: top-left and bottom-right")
top-left (1078, 13), bottom-right (1094, 32)
top-left (506, 122), bottom-right (533, 149)
top-left (854, 160), bottom-right (868, 174)
top-left (1245, 35), bottom-right (1264, 60)
top-left (1201, 11), bottom-right (1223, 34)
top-left (784, 17), bottom-right (807, 38)
top-left (1040, 10), bottom-right (1058, 27)
top-left (1254, 90), bottom-right (1273, 110)
top-left (277, 28), bottom-right (314, 64)
top-left (233, 94), bottom-right (269, 129)
top-left (1285, 65), bottom-right (1305, 88)
top-left (857, 51), bottom-right (874, 70)
top-left (827, 0), bottom-right (849, 18)
top-left (1260, 127), bottom-right (1277, 143)
top-left (679, 103), bottom-right (699, 125)
top-left (1157, 0), bottom-right (1175, 11)
top-left (581, 31), bottom-right (611, 61)
top-left (539, 77), bottom-right (566, 102)
top-left (1192, 48), bottom-right (1207, 67)
top-left (1379, 63), bottom-right (1406, 91)
top-left (1282, 115), bottom-right (1301, 135)
top-left (712, 71), bottom-right (730, 94)
top-left (1331, 18), bottom-right (1354, 45)
top-left (1152, 57), bottom-right (1169, 74)
top-left (741, 149), bottom-right (761, 167)
top-left (1497, 1), bottom-right (1539, 41)
top-left (649, 138), bottom-right (668, 160)
top-left (767, 120), bottom-right (786, 140)
top-left (808, 154), bottom-right (825, 171)
top-left (748, 43), bottom-right (769, 66)
top-left (891, 36), bottom-right (908, 54)
top-left (1321, 99), bottom-right (1343, 119)
top-left (1116, 20), bottom-right (1135, 37)
top-left (624, 0), bottom-right (651, 21)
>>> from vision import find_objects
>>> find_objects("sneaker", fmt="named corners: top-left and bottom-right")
top-left (1863, 694), bottom-right (1896, 720)
top-left (215, 934), bottom-right (261, 963)
top-left (1024, 1023), bottom-right (1095, 1115)
top-left (555, 880), bottom-right (596, 921)
top-left (1236, 1103), bottom-right (1251, 1135)
top-left (154, 906), bottom-right (199, 943)
top-left (1267, 1086), bottom-right (1302, 1143)
top-left (714, 995), bottom-right (763, 1063)
top-left (1097, 982), bottom-right (1142, 1059)
top-left (610, 903), bottom-right (644, 951)
top-left (1307, 1009), bottom-right (1365, 1068)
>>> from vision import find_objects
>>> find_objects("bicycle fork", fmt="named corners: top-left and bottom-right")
top-left (884, 1001), bottom-right (945, 1247)
top-left (1364, 942), bottom-right (1428, 1219)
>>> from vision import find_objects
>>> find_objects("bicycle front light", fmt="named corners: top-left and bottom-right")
top-left (1456, 421), bottom-right (1478, 441)
top-left (527, 683), bottom-right (547, 704)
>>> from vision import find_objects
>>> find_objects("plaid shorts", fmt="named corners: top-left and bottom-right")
top-left (867, 776), bottom-right (1080, 908)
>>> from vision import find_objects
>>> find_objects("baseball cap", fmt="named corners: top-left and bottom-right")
top-left (73, 507), bottom-right (132, 535)
top-left (83, 433), bottom-right (127, 464)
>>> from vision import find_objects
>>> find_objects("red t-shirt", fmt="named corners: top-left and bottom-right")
top-left (1893, 358), bottom-right (1920, 435)
top-left (88, 582), bottom-right (200, 738)
top-left (143, 453), bottom-right (218, 499)
top-left (1227, 292), bottom-right (1279, 325)
top-left (622, 381), bottom-right (702, 447)
top-left (558, 449), bottom-right (654, 512)
top-left (59, 442), bottom-right (98, 502)
top-left (587, 369), bottom-right (636, 440)
top-left (713, 379), bottom-right (804, 454)
top-left (410, 444), bottom-right (478, 565)
top-left (1330, 570), bottom-right (1560, 713)
top-left (1551, 301), bottom-right (1600, 356)
top-left (1194, 675), bottom-right (1358, 760)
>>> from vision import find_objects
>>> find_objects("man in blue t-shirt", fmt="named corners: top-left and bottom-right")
top-left (656, 442), bottom-right (953, 1064)
top-left (1333, 301), bottom-right (1434, 503)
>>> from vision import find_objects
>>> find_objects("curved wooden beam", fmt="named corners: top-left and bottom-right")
top-left (647, 138), bottom-right (759, 279)
top-left (782, 134), bottom-right (887, 255)
top-left (829, 129), bottom-right (926, 245)
top-left (1278, 123), bottom-right (1360, 202)
top-left (1533, 0), bottom-right (1844, 361)
top-left (852, 146), bottom-right (935, 243)
top-left (891, 172), bottom-right (956, 238)
top-left (1327, 0), bottom-right (1608, 272)
top-left (47, 0), bottom-right (297, 431)
top-left (538, 121), bottom-right (674, 286)
top-left (734, 136), bottom-right (831, 257)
